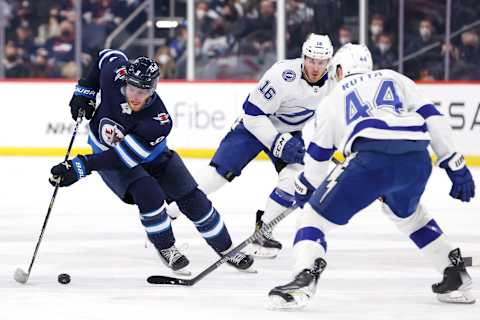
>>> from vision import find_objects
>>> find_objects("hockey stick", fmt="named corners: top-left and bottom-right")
top-left (147, 206), bottom-right (296, 286)
top-left (147, 157), bottom-right (346, 286)
top-left (14, 112), bottom-right (84, 284)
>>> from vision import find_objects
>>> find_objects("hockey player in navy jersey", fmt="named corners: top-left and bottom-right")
top-left (268, 44), bottom-right (476, 309)
top-left (167, 34), bottom-right (334, 258)
top-left (49, 49), bottom-right (254, 274)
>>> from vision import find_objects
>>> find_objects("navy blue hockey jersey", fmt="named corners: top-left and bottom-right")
top-left (86, 49), bottom-right (172, 169)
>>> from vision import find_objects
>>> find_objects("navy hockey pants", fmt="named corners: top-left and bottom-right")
top-left (210, 121), bottom-right (302, 180)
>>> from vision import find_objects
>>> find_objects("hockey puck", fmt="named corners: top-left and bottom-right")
top-left (58, 273), bottom-right (71, 284)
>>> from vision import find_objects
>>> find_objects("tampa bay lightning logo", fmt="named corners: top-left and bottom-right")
top-left (99, 118), bottom-right (125, 147)
top-left (282, 69), bottom-right (296, 82)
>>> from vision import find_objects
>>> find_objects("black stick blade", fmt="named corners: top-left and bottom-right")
top-left (147, 275), bottom-right (194, 286)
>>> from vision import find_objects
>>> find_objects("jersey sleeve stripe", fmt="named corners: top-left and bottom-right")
top-left (114, 144), bottom-right (139, 168)
top-left (123, 134), bottom-right (151, 159)
top-left (307, 143), bottom-right (336, 161)
top-left (87, 130), bottom-right (109, 153)
top-left (98, 49), bottom-right (128, 69)
top-left (144, 139), bottom-right (167, 162)
top-left (416, 104), bottom-right (442, 119)
top-left (243, 97), bottom-right (267, 116)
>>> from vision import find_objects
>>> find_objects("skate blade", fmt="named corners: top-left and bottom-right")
top-left (437, 289), bottom-right (476, 304)
top-left (267, 294), bottom-right (308, 310)
top-left (233, 266), bottom-right (258, 274)
top-left (249, 244), bottom-right (279, 259)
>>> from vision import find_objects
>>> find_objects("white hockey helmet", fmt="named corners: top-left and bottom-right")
top-left (329, 43), bottom-right (373, 80)
top-left (301, 33), bottom-right (333, 61)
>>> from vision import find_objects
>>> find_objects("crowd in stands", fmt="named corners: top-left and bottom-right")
top-left (2, 0), bottom-right (480, 80)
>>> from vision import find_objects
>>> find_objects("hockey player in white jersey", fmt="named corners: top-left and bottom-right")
top-left (268, 44), bottom-right (476, 309)
top-left (167, 34), bottom-right (334, 257)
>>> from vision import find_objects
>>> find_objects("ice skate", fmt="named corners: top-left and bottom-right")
top-left (432, 248), bottom-right (475, 304)
top-left (220, 249), bottom-right (256, 273)
top-left (251, 210), bottom-right (282, 258)
top-left (268, 258), bottom-right (326, 310)
top-left (158, 245), bottom-right (191, 276)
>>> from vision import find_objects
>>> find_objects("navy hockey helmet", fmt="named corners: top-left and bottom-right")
top-left (126, 57), bottom-right (160, 89)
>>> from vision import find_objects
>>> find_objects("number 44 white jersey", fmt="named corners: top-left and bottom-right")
top-left (241, 58), bottom-right (332, 149)
top-left (304, 69), bottom-right (456, 186)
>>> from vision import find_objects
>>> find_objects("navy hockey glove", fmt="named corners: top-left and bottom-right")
top-left (439, 153), bottom-right (475, 202)
top-left (294, 172), bottom-right (316, 208)
top-left (272, 133), bottom-right (305, 164)
top-left (69, 79), bottom-right (97, 120)
top-left (49, 155), bottom-right (90, 187)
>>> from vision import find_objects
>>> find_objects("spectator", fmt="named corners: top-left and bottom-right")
top-left (286, 0), bottom-right (314, 58)
top-left (169, 25), bottom-right (188, 60)
top-left (454, 29), bottom-right (480, 79)
top-left (459, 29), bottom-right (480, 65)
top-left (369, 14), bottom-right (385, 45)
top-left (405, 17), bottom-right (443, 79)
top-left (14, 23), bottom-right (37, 58)
top-left (3, 41), bottom-right (30, 78)
top-left (45, 20), bottom-right (75, 64)
top-left (35, 7), bottom-right (62, 46)
top-left (371, 33), bottom-right (397, 69)
top-left (155, 46), bottom-right (176, 79)
top-left (29, 47), bottom-right (60, 78)
top-left (335, 25), bottom-right (353, 48)
top-left (235, 0), bottom-right (276, 56)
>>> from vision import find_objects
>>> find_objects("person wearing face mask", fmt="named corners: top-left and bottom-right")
top-left (336, 25), bottom-right (353, 47)
top-left (369, 14), bottom-right (385, 43)
top-left (406, 17), bottom-right (443, 79)
top-left (155, 46), bottom-right (176, 79)
top-left (454, 29), bottom-right (480, 79)
top-left (371, 33), bottom-right (397, 69)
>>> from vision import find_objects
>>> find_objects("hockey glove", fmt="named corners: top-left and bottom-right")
top-left (294, 172), bottom-right (316, 208)
top-left (272, 133), bottom-right (305, 164)
top-left (49, 155), bottom-right (90, 187)
top-left (439, 153), bottom-right (475, 202)
top-left (69, 79), bottom-right (97, 120)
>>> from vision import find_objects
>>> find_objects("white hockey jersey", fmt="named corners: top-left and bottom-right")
top-left (304, 69), bottom-right (456, 187)
top-left (241, 58), bottom-right (332, 150)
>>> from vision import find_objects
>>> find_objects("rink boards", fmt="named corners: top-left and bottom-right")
top-left (0, 81), bottom-right (479, 165)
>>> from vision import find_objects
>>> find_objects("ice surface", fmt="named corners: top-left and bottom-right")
top-left (0, 157), bottom-right (478, 320)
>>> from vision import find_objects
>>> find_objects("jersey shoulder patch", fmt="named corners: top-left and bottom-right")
top-left (282, 69), bottom-right (296, 82)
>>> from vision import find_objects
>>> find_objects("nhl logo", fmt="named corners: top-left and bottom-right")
top-left (153, 113), bottom-right (170, 125)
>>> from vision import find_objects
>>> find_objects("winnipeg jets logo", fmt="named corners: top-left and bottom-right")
top-left (99, 118), bottom-right (125, 147)
top-left (114, 66), bottom-right (127, 82)
top-left (153, 112), bottom-right (170, 125)
top-left (120, 102), bottom-right (132, 114)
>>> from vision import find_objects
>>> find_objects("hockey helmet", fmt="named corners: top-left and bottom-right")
top-left (302, 34), bottom-right (333, 61)
top-left (126, 57), bottom-right (160, 90)
top-left (329, 43), bottom-right (373, 80)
